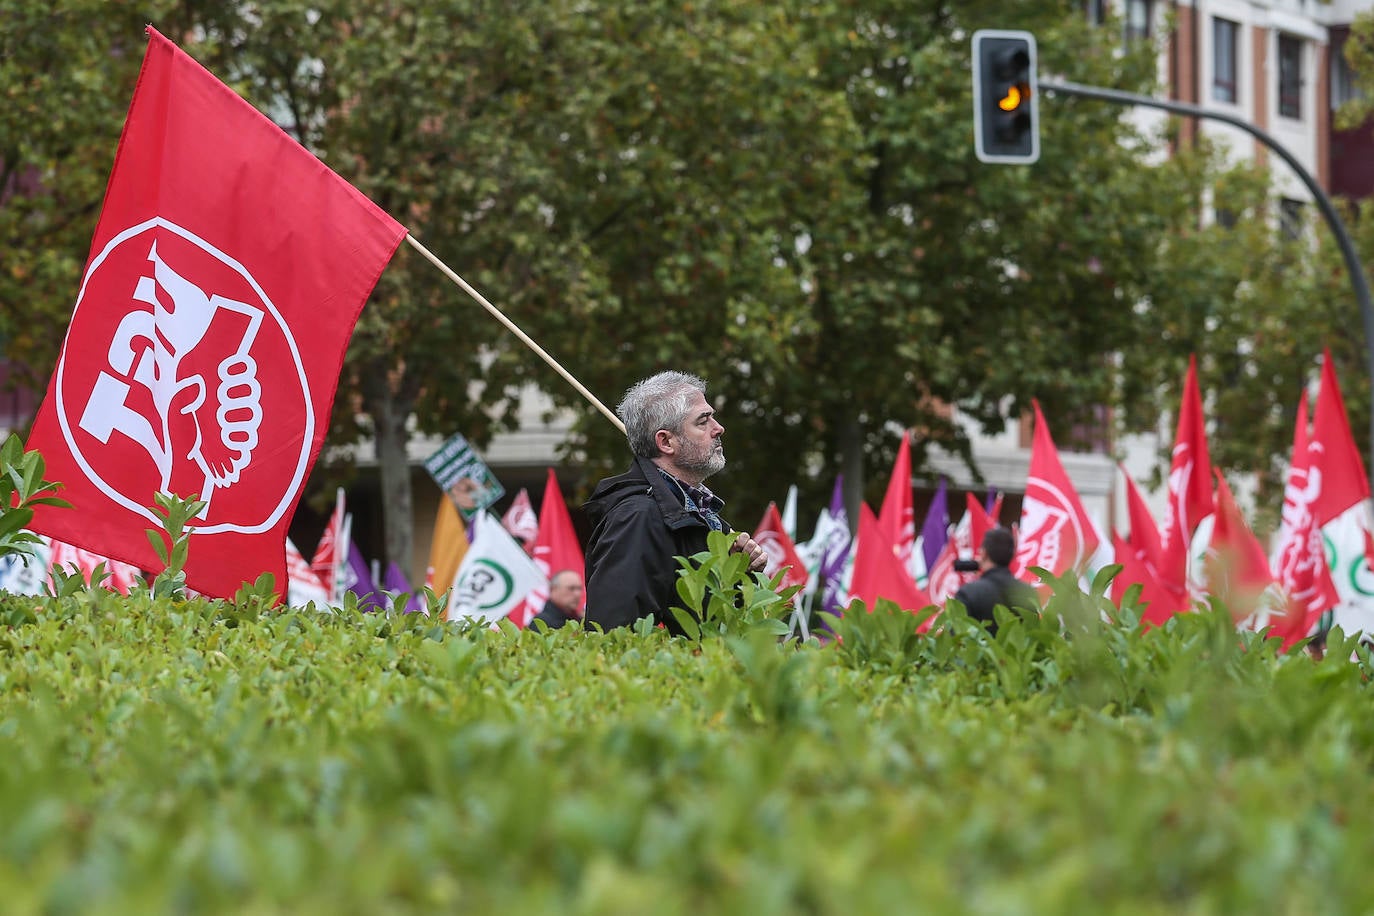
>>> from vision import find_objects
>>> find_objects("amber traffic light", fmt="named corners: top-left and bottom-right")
top-left (972, 30), bottom-right (1039, 164)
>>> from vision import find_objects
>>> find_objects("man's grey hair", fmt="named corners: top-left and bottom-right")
top-left (618, 371), bottom-right (708, 459)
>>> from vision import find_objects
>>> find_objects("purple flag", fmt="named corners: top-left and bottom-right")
top-left (985, 486), bottom-right (999, 518)
top-left (920, 478), bottom-right (950, 573)
top-left (818, 475), bottom-right (853, 615)
top-left (344, 540), bottom-right (383, 612)
top-left (383, 560), bottom-right (427, 614)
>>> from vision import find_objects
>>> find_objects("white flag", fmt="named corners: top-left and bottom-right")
top-left (447, 511), bottom-right (547, 625)
top-left (1322, 501), bottom-right (1374, 640)
top-left (780, 485), bottom-right (799, 542)
top-left (0, 536), bottom-right (53, 596)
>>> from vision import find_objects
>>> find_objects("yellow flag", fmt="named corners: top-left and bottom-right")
top-left (425, 494), bottom-right (469, 596)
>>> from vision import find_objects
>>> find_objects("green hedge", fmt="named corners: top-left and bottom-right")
top-left (0, 563), bottom-right (1371, 914)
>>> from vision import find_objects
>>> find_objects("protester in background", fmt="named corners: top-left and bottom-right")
top-left (953, 526), bottom-right (1038, 634)
top-left (583, 371), bottom-right (767, 632)
top-left (528, 569), bottom-right (585, 630)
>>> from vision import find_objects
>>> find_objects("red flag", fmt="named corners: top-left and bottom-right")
top-left (877, 431), bottom-right (916, 575)
top-left (1112, 532), bottom-right (1165, 619)
top-left (310, 487), bottom-right (346, 602)
top-left (1118, 467), bottom-right (1187, 624)
top-left (1310, 349), bottom-right (1371, 526)
top-left (1206, 472), bottom-right (1276, 624)
top-left (23, 29), bottom-right (406, 599)
top-left (848, 503), bottom-right (932, 620)
top-left (1159, 356), bottom-right (1215, 596)
top-left (965, 493), bottom-right (997, 557)
top-left (1270, 391), bottom-right (1339, 647)
top-left (501, 488), bottom-right (540, 550)
top-left (753, 502), bottom-right (811, 593)
top-left (510, 469), bottom-right (585, 627)
top-left (1012, 400), bottom-right (1101, 583)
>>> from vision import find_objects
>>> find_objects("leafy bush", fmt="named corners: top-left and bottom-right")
top-left (0, 542), bottom-right (1372, 914)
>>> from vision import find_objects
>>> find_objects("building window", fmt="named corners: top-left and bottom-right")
top-left (1125, 0), bottom-right (1153, 43)
top-left (1278, 35), bottom-right (1303, 119)
top-left (1332, 35), bottom-right (1365, 110)
top-left (1213, 18), bottom-right (1238, 103)
top-left (1279, 198), bottom-right (1305, 241)
top-left (1084, 0), bottom-right (1106, 26)
top-left (1215, 207), bottom-right (1238, 229)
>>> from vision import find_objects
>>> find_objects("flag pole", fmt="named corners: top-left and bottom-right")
top-left (404, 234), bottom-right (626, 436)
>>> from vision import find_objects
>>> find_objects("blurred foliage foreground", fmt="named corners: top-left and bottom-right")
top-left (1, 560), bottom-right (1373, 915)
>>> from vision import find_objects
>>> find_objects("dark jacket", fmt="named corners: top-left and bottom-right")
top-left (582, 456), bottom-right (733, 633)
top-left (529, 600), bottom-right (577, 630)
top-left (953, 565), bottom-right (1038, 633)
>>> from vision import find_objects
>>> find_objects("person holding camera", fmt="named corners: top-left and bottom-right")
top-left (953, 526), bottom-right (1038, 634)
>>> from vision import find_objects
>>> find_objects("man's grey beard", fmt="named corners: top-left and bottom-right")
top-left (679, 437), bottom-right (726, 478)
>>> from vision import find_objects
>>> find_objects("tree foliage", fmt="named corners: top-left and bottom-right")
top-left (4, 0), bottom-right (1367, 567)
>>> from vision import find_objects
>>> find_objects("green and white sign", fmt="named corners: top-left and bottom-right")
top-left (424, 432), bottom-right (504, 519)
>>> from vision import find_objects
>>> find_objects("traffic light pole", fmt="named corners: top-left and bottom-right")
top-left (1041, 78), bottom-right (1374, 479)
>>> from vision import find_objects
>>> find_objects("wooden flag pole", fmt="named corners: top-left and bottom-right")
top-left (404, 233), bottom-right (626, 435)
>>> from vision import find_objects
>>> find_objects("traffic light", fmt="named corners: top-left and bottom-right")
top-left (972, 30), bottom-right (1039, 164)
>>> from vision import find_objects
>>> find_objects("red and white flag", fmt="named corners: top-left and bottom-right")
top-left (753, 501), bottom-right (811, 593)
top-left (23, 28), bottom-right (407, 600)
top-left (310, 487), bottom-right (346, 604)
top-left (1309, 350), bottom-right (1374, 639)
top-left (1206, 472), bottom-right (1277, 625)
top-left (285, 537), bottom-right (330, 608)
top-left (1158, 356), bottom-right (1215, 599)
top-left (501, 488), bottom-right (539, 549)
top-left (47, 538), bottom-right (143, 594)
top-left (509, 469), bottom-right (584, 627)
top-left (877, 430), bottom-right (916, 581)
top-left (1012, 400), bottom-right (1100, 584)
top-left (1269, 391), bottom-right (1339, 647)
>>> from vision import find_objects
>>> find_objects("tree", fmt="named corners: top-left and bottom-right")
top-left (5, 0), bottom-right (1353, 571)
top-left (0, 2), bottom-right (192, 393)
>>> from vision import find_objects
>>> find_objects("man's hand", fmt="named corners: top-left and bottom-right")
top-left (732, 532), bottom-right (768, 572)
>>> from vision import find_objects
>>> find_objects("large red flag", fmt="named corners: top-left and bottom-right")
top-left (24, 29), bottom-right (406, 599)
top-left (1158, 356), bottom-right (1214, 597)
top-left (1012, 400), bottom-right (1101, 583)
top-left (1206, 472), bottom-right (1276, 624)
top-left (877, 430), bottom-right (916, 577)
top-left (848, 503), bottom-right (932, 619)
top-left (1270, 391), bottom-right (1339, 648)
top-left (511, 469), bottom-right (585, 626)
top-left (1310, 349), bottom-right (1371, 526)
top-left (1117, 467), bottom-right (1187, 625)
top-left (754, 502), bottom-right (811, 593)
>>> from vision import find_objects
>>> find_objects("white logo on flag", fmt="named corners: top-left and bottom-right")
top-left (1016, 479), bottom-right (1081, 573)
top-left (54, 218), bottom-right (312, 533)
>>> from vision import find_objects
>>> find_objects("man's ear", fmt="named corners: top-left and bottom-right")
top-left (655, 429), bottom-right (675, 455)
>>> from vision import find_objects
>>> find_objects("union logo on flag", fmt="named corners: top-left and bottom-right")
top-left (56, 219), bottom-right (311, 532)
